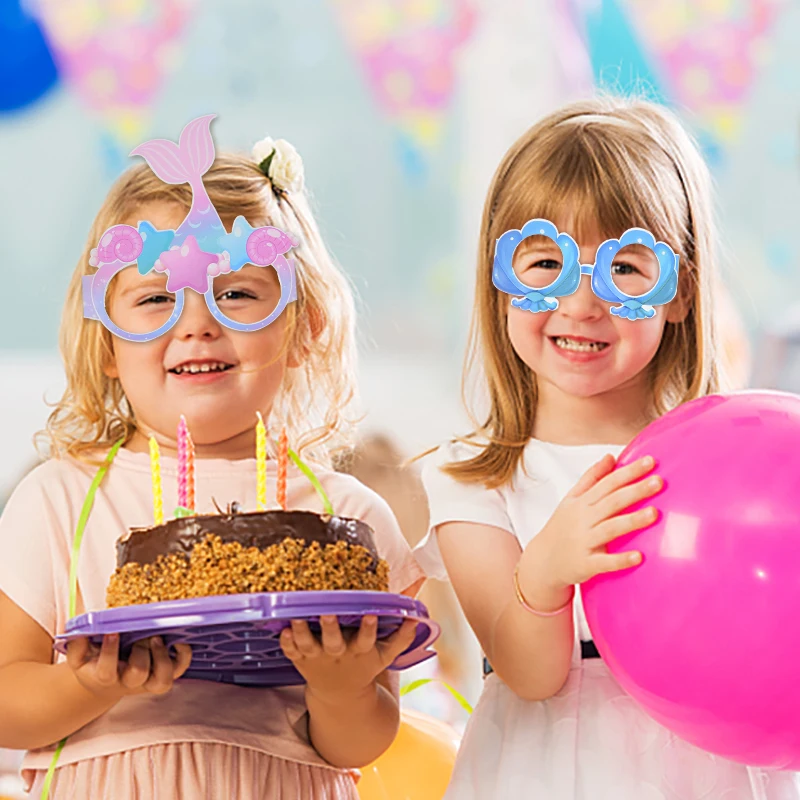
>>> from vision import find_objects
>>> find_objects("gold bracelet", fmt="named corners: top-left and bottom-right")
top-left (513, 564), bottom-right (573, 617)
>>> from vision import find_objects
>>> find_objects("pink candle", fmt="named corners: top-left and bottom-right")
top-left (177, 416), bottom-right (189, 508)
top-left (186, 432), bottom-right (195, 512)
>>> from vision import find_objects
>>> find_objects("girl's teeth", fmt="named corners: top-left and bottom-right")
top-left (554, 337), bottom-right (608, 352)
top-left (176, 363), bottom-right (228, 374)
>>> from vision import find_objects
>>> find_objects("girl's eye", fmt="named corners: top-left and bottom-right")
top-left (530, 259), bottom-right (562, 270)
top-left (611, 261), bottom-right (640, 276)
top-left (138, 294), bottom-right (173, 306)
top-left (217, 289), bottom-right (257, 302)
top-left (515, 257), bottom-right (563, 289)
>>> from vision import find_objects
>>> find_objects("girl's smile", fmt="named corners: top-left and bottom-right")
top-left (548, 334), bottom-right (612, 363)
top-left (166, 357), bottom-right (238, 384)
top-left (166, 359), bottom-right (236, 376)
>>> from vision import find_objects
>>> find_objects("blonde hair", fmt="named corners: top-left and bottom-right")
top-left (447, 96), bottom-right (728, 488)
top-left (38, 154), bottom-right (358, 466)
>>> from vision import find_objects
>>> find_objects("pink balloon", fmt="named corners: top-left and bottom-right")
top-left (582, 391), bottom-right (800, 770)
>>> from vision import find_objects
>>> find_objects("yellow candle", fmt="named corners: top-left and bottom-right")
top-left (149, 436), bottom-right (164, 525)
top-left (256, 412), bottom-right (267, 510)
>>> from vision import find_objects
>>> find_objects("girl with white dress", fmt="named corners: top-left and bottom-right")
top-left (415, 96), bottom-right (800, 799)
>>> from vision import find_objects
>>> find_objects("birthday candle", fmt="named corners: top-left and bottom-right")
top-left (256, 412), bottom-right (267, 511)
top-left (186, 430), bottom-right (195, 512)
top-left (149, 436), bottom-right (164, 525)
top-left (177, 415), bottom-right (188, 509)
top-left (277, 427), bottom-right (288, 510)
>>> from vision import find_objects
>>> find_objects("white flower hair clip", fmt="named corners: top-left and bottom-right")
top-left (253, 136), bottom-right (305, 194)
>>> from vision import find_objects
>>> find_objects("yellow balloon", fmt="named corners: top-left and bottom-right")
top-left (357, 709), bottom-right (461, 800)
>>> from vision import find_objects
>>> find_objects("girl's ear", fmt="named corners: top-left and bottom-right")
top-left (286, 347), bottom-right (303, 369)
top-left (102, 345), bottom-right (119, 378)
top-left (307, 304), bottom-right (325, 341)
top-left (287, 305), bottom-right (325, 368)
top-left (665, 268), bottom-right (692, 324)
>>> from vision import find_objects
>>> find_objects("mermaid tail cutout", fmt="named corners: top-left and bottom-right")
top-left (129, 114), bottom-right (216, 190)
top-left (130, 115), bottom-right (224, 252)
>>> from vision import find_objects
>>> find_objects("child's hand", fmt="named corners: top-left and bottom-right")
top-left (280, 616), bottom-right (418, 700)
top-left (66, 634), bottom-right (192, 701)
top-left (521, 454), bottom-right (662, 603)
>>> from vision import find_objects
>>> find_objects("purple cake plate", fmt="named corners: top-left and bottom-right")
top-left (54, 591), bottom-right (440, 687)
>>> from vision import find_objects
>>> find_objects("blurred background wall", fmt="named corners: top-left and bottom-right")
top-left (5, 0), bottom-right (800, 494)
top-left (1, 0), bottom-right (799, 780)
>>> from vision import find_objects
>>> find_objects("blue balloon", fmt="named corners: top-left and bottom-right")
top-left (0, 0), bottom-right (60, 113)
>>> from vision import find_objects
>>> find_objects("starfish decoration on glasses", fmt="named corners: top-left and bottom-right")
top-left (155, 237), bottom-right (220, 294)
top-left (137, 222), bottom-right (176, 275)
top-left (218, 216), bottom-right (299, 272)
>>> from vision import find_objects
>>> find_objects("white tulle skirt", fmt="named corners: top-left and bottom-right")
top-left (445, 658), bottom-right (800, 800)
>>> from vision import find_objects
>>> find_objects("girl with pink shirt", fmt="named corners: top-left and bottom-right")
top-left (0, 117), bottom-right (424, 799)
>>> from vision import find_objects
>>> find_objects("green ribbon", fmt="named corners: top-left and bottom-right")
top-left (39, 738), bottom-right (66, 799)
top-left (68, 438), bottom-right (124, 619)
top-left (400, 678), bottom-right (474, 715)
top-left (287, 447), bottom-right (334, 516)
top-left (45, 438), bottom-right (124, 799)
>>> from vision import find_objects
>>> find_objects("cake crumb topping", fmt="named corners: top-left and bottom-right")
top-left (106, 534), bottom-right (390, 607)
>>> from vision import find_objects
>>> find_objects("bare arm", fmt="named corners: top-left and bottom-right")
top-left (438, 454), bottom-right (663, 702)
top-left (0, 591), bottom-right (191, 750)
top-left (304, 586), bottom-right (423, 766)
top-left (306, 670), bottom-right (401, 768)
top-left (439, 522), bottom-right (574, 701)
top-left (0, 592), bottom-right (120, 750)
top-left (282, 580), bottom-right (421, 769)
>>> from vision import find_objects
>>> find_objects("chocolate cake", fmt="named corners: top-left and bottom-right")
top-left (106, 508), bottom-right (390, 607)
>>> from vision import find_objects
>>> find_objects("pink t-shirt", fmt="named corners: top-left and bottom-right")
top-left (0, 447), bottom-right (424, 775)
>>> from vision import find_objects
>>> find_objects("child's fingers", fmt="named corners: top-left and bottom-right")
top-left (279, 628), bottom-right (301, 660)
top-left (319, 616), bottom-right (347, 657)
top-left (120, 640), bottom-right (152, 690)
top-left (352, 616), bottom-right (379, 655)
top-left (65, 636), bottom-right (90, 671)
top-left (380, 619), bottom-right (418, 664)
top-left (290, 620), bottom-right (321, 658)
top-left (593, 475), bottom-right (662, 522)
top-left (94, 634), bottom-right (121, 687)
top-left (144, 638), bottom-right (175, 695)
top-left (585, 456), bottom-right (656, 506)
top-left (589, 550), bottom-right (642, 577)
top-left (171, 643), bottom-right (193, 679)
top-left (566, 454), bottom-right (617, 499)
top-left (590, 507), bottom-right (658, 547)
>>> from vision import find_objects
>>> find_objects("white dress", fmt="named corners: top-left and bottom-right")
top-left (415, 439), bottom-right (800, 800)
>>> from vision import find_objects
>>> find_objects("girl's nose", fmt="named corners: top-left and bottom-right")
top-left (173, 290), bottom-right (223, 339)
top-left (557, 272), bottom-right (605, 322)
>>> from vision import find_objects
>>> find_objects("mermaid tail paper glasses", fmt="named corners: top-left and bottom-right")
top-left (83, 115), bottom-right (298, 341)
